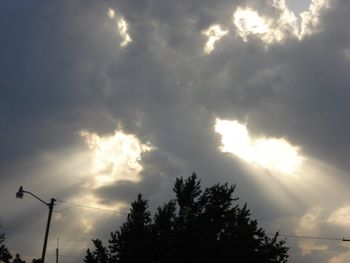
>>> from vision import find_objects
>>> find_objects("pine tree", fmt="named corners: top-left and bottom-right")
top-left (83, 239), bottom-right (109, 263)
top-left (84, 248), bottom-right (96, 263)
top-left (109, 194), bottom-right (152, 263)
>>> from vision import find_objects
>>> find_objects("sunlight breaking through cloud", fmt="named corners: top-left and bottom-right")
top-left (107, 8), bottom-right (132, 47)
top-left (202, 24), bottom-right (228, 54)
top-left (107, 8), bottom-right (115, 19)
top-left (233, 0), bottom-right (329, 44)
top-left (80, 129), bottom-right (152, 188)
top-left (299, 0), bottom-right (330, 37)
top-left (215, 118), bottom-right (305, 175)
top-left (233, 8), bottom-right (271, 40)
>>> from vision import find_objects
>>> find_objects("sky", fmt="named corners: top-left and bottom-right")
top-left (1, 0), bottom-right (350, 262)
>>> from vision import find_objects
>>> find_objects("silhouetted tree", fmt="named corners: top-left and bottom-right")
top-left (85, 173), bottom-right (289, 263)
top-left (84, 249), bottom-right (96, 263)
top-left (0, 225), bottom-right (12, 263)
top-left (83, 239), bottom-right (109, 263)
top-left (0, 226), bottom-right (27, 263)
top-left (12, 254), bottom-right (25, 263)
top-left (151, 200), bottom-right (176, 262)
top-left (109, 194), bottom-right (152, 263)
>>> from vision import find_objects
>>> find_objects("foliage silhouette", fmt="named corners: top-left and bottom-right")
top-left (12, 254), bottom-right (25, 263)
top-left (84, 239), bottom-right (110, 263)
top-left (0, 225), bottom-right (27, 263)
top-left (85, 173), bottom-right (289, 262)
top-left (0, 224), bottom-right (13, 263)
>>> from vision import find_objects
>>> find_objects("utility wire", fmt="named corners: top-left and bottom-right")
top-left (267, 233), bottom-right (343, 241)
top-left (55, 200), bottom-right (128, 215)
top-left (55, 201), bottom-right (348, 241)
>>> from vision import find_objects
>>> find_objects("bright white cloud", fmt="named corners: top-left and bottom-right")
top-left (233, 0), bottom-right (329, 44)
top-left (233, 3), bottom-right (298, 44)
top-left (107, 8), bottom-right (132, 47)
top-left (233, 7), bottom-right (270, 41)
top-left (202, 24), bottom-right (228, 54)
top-left (300, 0), bottom-right (330, 38)
top-left (107, 8), bottom-right (115, 19)
top-left (327, 206), bottom-right (350, 227)
top-left (80, 129), bottom-right (152, 188)
top-left (118, 18), bottom-right (132, 47)
top-left (215, 118), bottom-right (305, 175)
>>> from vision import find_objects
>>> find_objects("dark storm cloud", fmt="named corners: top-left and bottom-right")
top-left (1, 0), bottom-right (350, 262)
top-left (0, 1), bottom-right (123, 170)
top-left (191, 0), bottom-right (350, 174)
top-left (95, 175), bottom-right (168, 206)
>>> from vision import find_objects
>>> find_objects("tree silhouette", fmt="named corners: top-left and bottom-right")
top-left (109, 194), bottom-right (152, 263)
top-left (0, 225), bottom-right (28, 263)
top-left (0, 224), bottom-right (13, 263)
top-left (84, 239), bottom-right (109, 263)
top-left (12, 254), bottom-right (25, 263)
top-left (85, 173), bottom-right (289, 262)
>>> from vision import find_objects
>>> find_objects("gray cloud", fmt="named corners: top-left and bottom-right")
top-left (1, 0), bottom-right (350, 262)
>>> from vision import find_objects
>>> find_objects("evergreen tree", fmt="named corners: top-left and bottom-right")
top-left (151, 201), bottom-right (176, 262)
top-left (84, 248), bottom-right (96, 263)
top-left (83, 239), bottom-right (109, 263)
top-left (109, 194), bottom-right (152, 263)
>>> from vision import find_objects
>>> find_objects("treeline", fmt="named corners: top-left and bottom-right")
top-left (84, 173), bottom-right (289, 263)
top-left (0, 227), bottom-right (27, 263)
top-left (1, 173), bottom-right (289, 263)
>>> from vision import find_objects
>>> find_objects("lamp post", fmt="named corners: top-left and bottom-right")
top-left (16, 186), bottom-right (56, 263)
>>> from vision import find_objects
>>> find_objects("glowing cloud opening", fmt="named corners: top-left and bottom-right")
top-left (80, 130), bottom-right (152, 188)
top-left (118, 18), bottom-right (132, 47)
top-left (202, 24), bottom-right (228, 54)
top-left (299, 0), bottom-right (330, 38)
top-left (233, 5), bottom-right (297, 44)
top-left (107, 8), bottom-right (115, 19)
top-left (107, 8), bottom-right (132, 47)
top-left (233, 8), bottom-right (270, 40)
top-left (215, 118), bottom-right (305, 175)
top-left (233, 0), bottom-right (329, 44)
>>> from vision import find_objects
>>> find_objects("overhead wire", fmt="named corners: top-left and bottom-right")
top-left (266, 232), bottom-right (343, 241)
top-left (55, 199), bottom-right (348, 241)
top-left (54, 199), bottom-right (128, 215)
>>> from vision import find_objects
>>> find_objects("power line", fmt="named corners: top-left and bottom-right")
top-left (267, 233), bottom-right (343, 241)
top-left (55, 200), bottom-right (128, 215)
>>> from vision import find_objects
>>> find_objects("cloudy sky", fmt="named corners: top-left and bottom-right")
top-left (1, 0), bottom-right (350, 262)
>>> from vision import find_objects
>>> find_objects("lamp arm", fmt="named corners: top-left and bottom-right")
top-left (22, 190), bottom-right (49, 206)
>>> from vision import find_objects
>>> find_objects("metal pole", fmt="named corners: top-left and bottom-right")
top-left (56, 238), bottom-right (59, 263)
top-left (41, 198), bottom-right (56, 263)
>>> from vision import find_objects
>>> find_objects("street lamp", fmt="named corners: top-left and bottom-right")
top-left (16, 186), bottom-right (56, 263)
